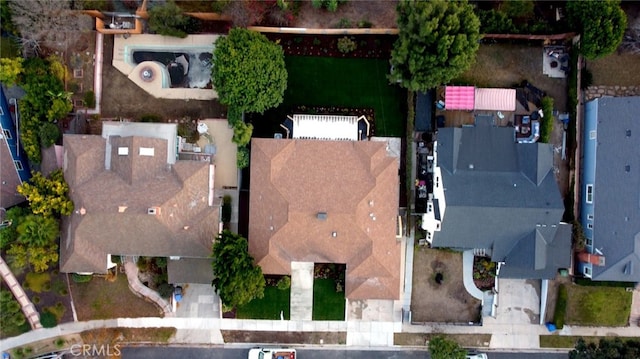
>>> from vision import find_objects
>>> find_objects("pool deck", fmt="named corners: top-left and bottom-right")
top-left (113, 34), bottom-right (220, 100)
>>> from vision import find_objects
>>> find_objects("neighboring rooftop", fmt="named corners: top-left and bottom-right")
top-left (584, 96), bottom-right (640, 282)
top-left (60, 122), bottom-right (219, 275)
top-left (434, 125), bottom-right (570, 279)
top-left (248, 138), bottom-right (401, 300)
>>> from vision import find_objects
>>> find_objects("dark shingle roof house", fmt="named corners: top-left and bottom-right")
top-left (60, 122), bottom-right (219, 284)
top-left (578, 96), bottom-right (640, 282)
top-left (248, 138), bottom-right (401, 300)
top-left (426, 124), bottom-right (571, 279)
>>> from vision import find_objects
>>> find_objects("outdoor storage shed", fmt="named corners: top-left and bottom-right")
top-left (444, 86), bottom-right (475, 110)
top-left (474, 88), bottom-right (517, 112)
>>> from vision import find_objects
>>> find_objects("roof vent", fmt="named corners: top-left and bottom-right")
top-left (626, 129), bottom-right (631, 137)
top-left (317, 212), bottom-right (327, 220)
top-left (118, 206), bottom-right (127, 213)
top-left (147, 207), bottom-right (158, 215)
top-left (625, 165), bottom-right (630, 172)
top-left (332, 231), bottom-right (338, 237)
top-left (468, 163), bottom-right (474, 170)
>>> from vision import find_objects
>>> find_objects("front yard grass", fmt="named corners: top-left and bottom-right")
top-left (565, 285), bottom-right (632, 327)
top-left (312, 278), bottom-right (345, 321)
top-left (283, 56), bottom-right (406, 137)
top-left (540, 335), bottom-right (639, 349)
top-left (70, 273), bottom-right (162, 320)
top-left (236, 286), bottom-right (291, 320)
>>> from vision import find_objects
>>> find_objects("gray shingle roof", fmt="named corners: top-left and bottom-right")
top-left (434, 126), bottom-right (569, 279)
top-left (588, 96), bottom-right (640, 281)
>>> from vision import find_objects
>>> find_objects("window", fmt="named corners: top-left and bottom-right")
top-left (587, 223), bottom-right (593, 229)
top-left (14, 160), bottom-right (23, 171)
top-left (3, 129), bottom-right (11, 139)
top-left (589, 130), bottom-right (597, 140)
top-left (587, 214), bottom-right (594, 220)
top-left (583, 266), bottom-right (592, 278)
top-left (586, 184), bottom-right (594, 203)
top-left (586, 237), bottom-right (593, 247)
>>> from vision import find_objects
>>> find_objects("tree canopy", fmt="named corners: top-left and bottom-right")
top-left (211, 230), bottom-right (265, 308)
top-left (212, 28), bottom-right (288, 114)
top-left (428, 336), bottom-right (467, 359)
top-left (0, 289), bottom-right (27, 337)
top-left (148, 0), bottom-right (194, 38)
top-left (389, 0), bottom-right (481, 92)
top-left (567, 0), bottom-right (627, 60)
top-left (570, 337), bottom-right (640, 359)
top-left (7, 214), bottom-right (60, 272)
top-left (17, 169), bottom-right (74, 218)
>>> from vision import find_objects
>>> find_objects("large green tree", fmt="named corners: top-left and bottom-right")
top-left (428, 336), bottom-right (467, 359)
top-left (17, 169), bottom-right (74, 218)
top-left (569, 337), bottom-right (640, 359)
top-left (567, 0), bottom-right (627, 60)
top-left (212, 28), bottom-right (288, 114)
top-left (389, 0), bottom-right (481, 92)
top-left (0, 289), bottom-right (27, 337)
top-left (211, 230), bottom-right (265, 308)
top-left (6, 214), bottom-right (59, 272)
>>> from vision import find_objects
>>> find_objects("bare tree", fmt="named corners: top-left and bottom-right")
top-left (9, 0), bottom-right (93, 57)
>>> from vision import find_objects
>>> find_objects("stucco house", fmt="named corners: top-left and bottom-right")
top-left (422, 123), bottom-right (571, 279)
top-left (60, 122), bottom-right (221, 284)
top-left (248, 134), bottom-right (402, 300)
top-left (578, 96), bottom-right (640, 282)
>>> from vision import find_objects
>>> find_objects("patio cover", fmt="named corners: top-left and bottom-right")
top-left (474, 88), bottom-right (517, 112)
top-left (292, 114), bottom-right (359, 141)
top-left (445, 86), bottom-right (475, 110)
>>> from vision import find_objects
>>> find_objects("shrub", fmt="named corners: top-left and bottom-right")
top-left (479, 9), bottom-right (517, 34)
top-left (39, 122), bottom-right (61, 147)
top-left (227, 106), bottom-right (243, 126)
top-left (221, 195), bottom-right (232, 223)
top-left (237, 146), bottom-right (250, 169)
top-left (148, 0), bottom-right (190, 38)
top-left (277, 276), bottom-right (291, 290)
top-left (334, 18), bottom-right (352, 28)
top-left (40, 311), bottom-right (57, 328)
top-left (54, 338), bottom-right (66, 348)
top-left (553, 284), bottom-right (567, 329)
top-left (232, 121), bottom-right (253, 147)
top-left (337, 36), bottom-right (357, 54)
top-left (357, 20), bottom-right (372, 28)
top-left (177, 121), bottom-right (200, 143)
top-left (158, 283), bottom-right (174, 298)
top-left (71, 273), bottom-right (92, 283)
top-left (540, 96), bottom-right (555, 143)
top-left (83, 90), bottom-right (96, 108)
top-left (581, 69), bottom-right (593, 90)
top-left (313, 37), bottom-right (321, 46)
top-left (139, 113), bottom-right (163, 123)
top-left (32, 296), bottom-right (40, 304)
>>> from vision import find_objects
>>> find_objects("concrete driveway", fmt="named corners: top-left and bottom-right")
top-left (174, 283), bottom-right (220, 319)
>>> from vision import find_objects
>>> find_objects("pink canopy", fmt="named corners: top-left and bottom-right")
top-left (444, 86), bottom-right (475, 110)
top-left (474, 88), bottom-right (517, 112)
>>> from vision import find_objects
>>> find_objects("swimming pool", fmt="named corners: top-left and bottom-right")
top-left (132, 51), bottom-right (212, 89)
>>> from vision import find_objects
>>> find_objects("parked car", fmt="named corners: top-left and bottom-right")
top-left (466, 353), bottom-right (488, 359)
top-left (248, 348), bottom-right (296, 359)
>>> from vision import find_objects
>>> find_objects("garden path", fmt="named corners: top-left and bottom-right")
top-left (0, 256), bottom-right (42, 329)
top-left (122, 257), bottom-right (173, 317)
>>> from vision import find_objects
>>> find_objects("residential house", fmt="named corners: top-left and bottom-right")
top-left (578, 96), bottom-right (640, 282)
top-left (0, 86), bottom-right (30, 210)
top-left (248, 131), bottom-right (401, 300)
top-left (423, 123), bottom-right (571, 279)
top-left (60, 122), bottom-right (220, 284)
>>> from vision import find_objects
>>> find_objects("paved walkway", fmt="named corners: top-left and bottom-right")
top-left (0, 256), bottom-right (42, 330)
top-left (290, 261), bottom-right (314, 321)
top-left (122, 257), bottom-right (173, 316)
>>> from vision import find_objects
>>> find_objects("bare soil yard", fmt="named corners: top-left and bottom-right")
top-left (411, 248), bottom-right (481, 323)
top-left (221, 331), bottom-right (346, 345)
top-left (586, 53), bottom-right (640, 86)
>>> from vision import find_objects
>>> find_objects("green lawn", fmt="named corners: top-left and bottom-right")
top-left (236, 286), bottom-right (291, 320)
top-left (565, 285), bottom-right (632, 327)
top-left (255, 56), bottom-right (406, 138)
top-left (312, 278), bottom-right (345, 321)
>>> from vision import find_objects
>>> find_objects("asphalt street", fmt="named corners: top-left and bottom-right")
top-left (120, 347), bottom-right (569, 359)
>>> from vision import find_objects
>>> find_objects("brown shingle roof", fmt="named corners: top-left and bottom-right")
top-left (249, 139), bottom-right (401, 300)
top-left (60, 133), bottom-right (219, 274)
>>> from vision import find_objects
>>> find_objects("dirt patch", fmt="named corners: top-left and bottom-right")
top-left (221, 331), bottom-right (346, 345)
top-left (586, 53), bottom-right (640, 87)
top-left (292, 1), bottom-right (398, 29)
top-left (99, 35), bottom-right (225, 122)
top-left (411, 248), bottom-right (481, 323)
